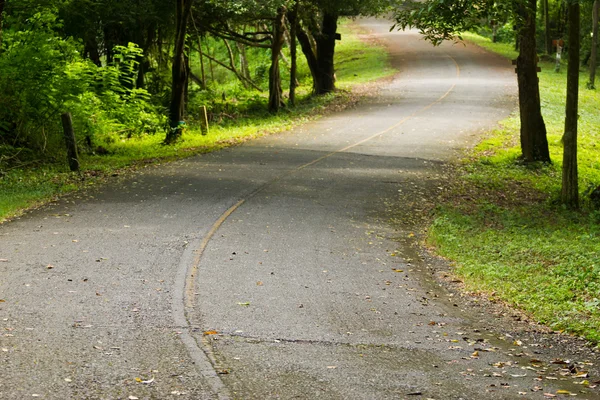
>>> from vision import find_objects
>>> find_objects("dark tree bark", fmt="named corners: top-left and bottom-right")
top-left (295, 24), bottom-right (319, 91)
top-left (589, 0), bottom-right (599, 89)
top-left (562, 1), bottom-right (580, 208)
top-left (288, 2), bottom-right (300, 106)
top-left (314, 12), bottom-right (338, 94)
top-left (268, 7), bottom-right (286, 113)
top-left (166, 0), bottom-right (193, 144)
top-left (84, 37), bottom-right (102, 67)
top-left (293, 11), bottom-right (338, 95)
top-left (516, 0), bottom-right (551, 163)
top-left (544, 0), bottom-right (552, 54)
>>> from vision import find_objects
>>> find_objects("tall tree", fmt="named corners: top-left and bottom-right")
top-left (589, 0), bottom-right (599, 89)
top-left (544, 0), bottom-right (552, 55)
top-left (394, 0), bottom-right (551, 163)
top-left (516, 0), bottom-right (550, 162)
top-left (194, 0), bottom-right (289, 112)
top-left (166, 0), bottom-right (193, 144)
top-left (268, 6), bottom-right (286, 112)
top-left (295, 0), bottom-right (390, 94)
top-left (288, 0), bottom-right (299, 106)
top-left (561, 0), bottom-right (581, 208)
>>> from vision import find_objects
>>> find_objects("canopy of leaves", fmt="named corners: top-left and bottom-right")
top-left (393, 0), bottom-right (515, 45)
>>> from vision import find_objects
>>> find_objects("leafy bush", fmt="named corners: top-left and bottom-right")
top-left (0, 11), bottom-right (165, 161)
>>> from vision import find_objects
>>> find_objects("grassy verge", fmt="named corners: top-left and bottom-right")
top-left (0, 19), bottom-right (396, 222)
top-left (429, 34), bottom-right (600, 342)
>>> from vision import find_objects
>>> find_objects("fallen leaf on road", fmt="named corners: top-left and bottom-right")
top-left (392, 269), bottom-right (404, 273)
top-left (203, 330), bottom-right (218, 335)
top-left (46, 264), bottom-right (55, 269)
top-left (555, 390), bottom-right (572, 395)
top-left (238, 302), bottom-right (250, 306)
top-left (0, 259), bottom-right (8, 262)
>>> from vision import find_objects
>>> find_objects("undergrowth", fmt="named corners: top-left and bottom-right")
top-left (430, 33), bottom-right (600, 342)
top-left (0, 20), bottom-right (395, 222)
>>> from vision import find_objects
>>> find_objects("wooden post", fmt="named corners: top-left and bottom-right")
top-left (200, 106), bottom-right (209, 136)
top-left (61, 112), bottom-right (80, 172)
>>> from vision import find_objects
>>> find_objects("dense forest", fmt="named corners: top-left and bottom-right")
top-left (0, 0), bottom-right (598, 206)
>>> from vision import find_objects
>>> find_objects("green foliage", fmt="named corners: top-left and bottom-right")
top-left (0, 19), bottom-right (395, 221)
top-left (392, 0), bottom-right (514, 46)
top-left (430, 34), bottom-right (600, 342)
top-left (0, 9), bottom-right (165, 162)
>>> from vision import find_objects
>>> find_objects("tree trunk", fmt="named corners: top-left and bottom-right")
top-left (544, 0), bottom-right (552, 54)
top-left (516, 0), bottom-right (551, 163)
top-left (198, 37), bottom-right (207, 89)
top-left (315, 12), bottom-right (338, 94)
top-left (562, 1), bottom-right (580, 208)
top-left (268, 6), bottom-right (286, 113)
top-left (295, 24), bottom-right (319, 92)
top-left (236, 42), bottom-right (251, 81)
top-left (190, 14), bottom-right (207, 90)
top-left (589, 0), bottom-right (599, 89)
top-left (289, 2), bottom-right (299, 106)
top-left (166, 0), bottom-right (193, 144)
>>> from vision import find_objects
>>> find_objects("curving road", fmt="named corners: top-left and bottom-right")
top-left (1, 19), bottom-right (599, 400)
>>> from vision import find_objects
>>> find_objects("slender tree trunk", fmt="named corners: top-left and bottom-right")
top-left (190, 14), bottom-right (207, 90)
top-left (223, 39), bottom-right (247, 88)
top-left (589, 0), bottom-right (599, 89)
top-left (198, 37), bottom-right (207, 89)
top-left (236, 42), bottom-right (251, 81)
top-left (562, 1), bottom-right (580, 208)
top-left (268, 6), bottom-right (286, 113)
top-left (0, 0), bottom-right (6, 51)
top-left (166, 0), bottom-right (193, 144)
top-left (516, 0), bottom-right (551, 163)
top-left (315, 12), bottom-right (338, 94)
top-left (289, 2), bottom-right (299, 106)
top-left (84, 38), bottom-right (102, 67)
top-left (544, 0), bottom-right (552, 54)
top-left (296, 25), bottom-right (319, 92)
top-left (184, 46), bottom-right (190, 114)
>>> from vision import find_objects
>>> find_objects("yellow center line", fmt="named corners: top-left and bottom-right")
top-left (184, 53), bottom-right (461, 310)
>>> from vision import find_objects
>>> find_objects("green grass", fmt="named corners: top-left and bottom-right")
top-left (0, 19), bottom-right (396, 222)
top-left (429, 33), bottom-right (600, 342)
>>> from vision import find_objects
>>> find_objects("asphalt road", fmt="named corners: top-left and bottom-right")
top-left (2, 20), bottom-right (599, 400)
